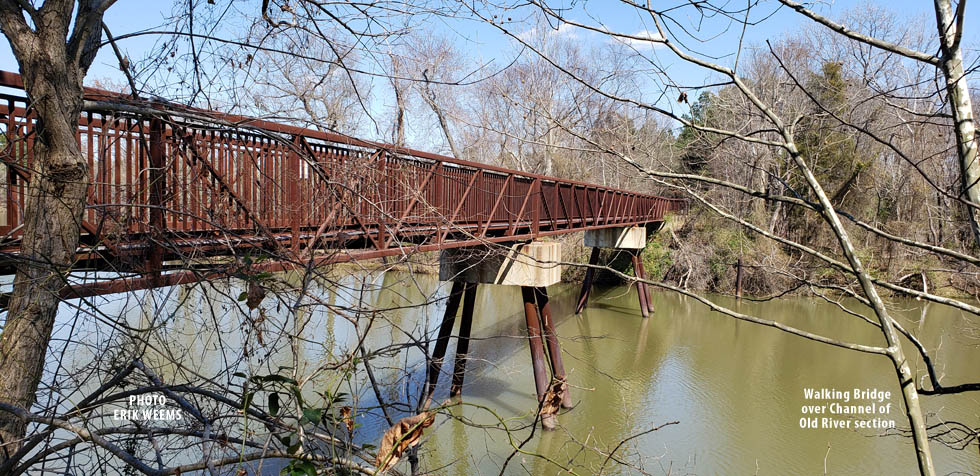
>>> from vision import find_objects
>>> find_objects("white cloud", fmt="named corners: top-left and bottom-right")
top-left (516, 22), bottom-right (579, 42)
top-left (555, 23), bottom-right (578, 38)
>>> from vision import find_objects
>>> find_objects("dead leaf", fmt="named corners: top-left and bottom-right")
top-left (341, 406), bottom-right (355, 434)
top-left (246, 280), bottom-right (266, 310)
top-left (539, 379), bottom-right (567, 417)
top-left (375, 412), bottom-right (435, 472)
top-left (254, 309), bottom-right (267, 346)
top-left (677, 91), bottom-right (688, 104)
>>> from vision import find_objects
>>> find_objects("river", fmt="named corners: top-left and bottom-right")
top-left (42, 268), bottom-right (980, 474)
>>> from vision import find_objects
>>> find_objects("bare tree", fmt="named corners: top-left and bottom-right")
top-left (781, 0), bottom-right (980, 250)
top-left (452, 1), bottom-right (980, 474)
top-left (0, 0), bottom-right (117, 460)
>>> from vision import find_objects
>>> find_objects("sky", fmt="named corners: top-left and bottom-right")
top-left (0, 0), bottom-right (975, 149)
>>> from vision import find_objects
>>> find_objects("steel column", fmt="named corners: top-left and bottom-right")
top-left (575, 247), bottom-right (601, 314)
top-left (521, 286), bottom-right (555, 430)
top-left (423, 281), bottom-right (464, 405)
top-left (735, 257), bottom-right (743, 299)
top-left (534, 286), bottom-right (572, 409)
top-left (632, 251), bottom-right (650, 318)
top-left (636, 252), bottom-right (654, 315)
top-left (450, 282), bottom-right (477, 397)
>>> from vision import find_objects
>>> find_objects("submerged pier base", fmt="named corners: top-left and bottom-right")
top-left (577, 226), bottom-right (653, 317)
top-left (432, 241), bottom-right (569, 429)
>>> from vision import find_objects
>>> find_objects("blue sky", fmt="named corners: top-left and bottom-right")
top-left (0, 1), bottom-right (173, 79)
top-left (0, 0), bottom-right (974, 146)
top-left (2, 0), bottom-right (969, 85)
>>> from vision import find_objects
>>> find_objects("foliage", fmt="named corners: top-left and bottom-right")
top-left (675, 92), bottom-right (718, 172)
top-left (639, 229), bottom-right (673, 280)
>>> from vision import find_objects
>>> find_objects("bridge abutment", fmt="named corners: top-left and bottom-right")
top-left (577, 226), bottom-right (654, 317)
top-left (430, 241), bottom-right (569, 430)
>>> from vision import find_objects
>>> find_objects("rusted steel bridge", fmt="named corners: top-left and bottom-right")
top-left (0, 69), bottom-right (685, 430)
top-left (0, 70), bottom-right (684, 298)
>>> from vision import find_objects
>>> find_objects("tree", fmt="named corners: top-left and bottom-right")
top-left (0, 0), bottom-right (116, 460)
top-left (676, 92), bottom-right (717, 172)
top-left (782, 0), bottom-right (980, 250)
top-left (461, 1), bottom-right (980, 474)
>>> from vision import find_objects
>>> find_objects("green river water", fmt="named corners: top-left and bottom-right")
top-left (49, 269), bottom-right (980, 475)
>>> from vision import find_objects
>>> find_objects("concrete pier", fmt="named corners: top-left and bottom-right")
top-left (435, 241), bottom-right (569, 429)
top-left (439, 241), bottom-right (561, 286)
top-left (584, 226), bottom-right (646, 250)
top-left (578, 226), bottom-right (653, 316)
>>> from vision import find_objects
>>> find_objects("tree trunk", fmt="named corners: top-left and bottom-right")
top-left (421, 77), bottom-right (462, 159)
top-left (0, 63), bottom-right (89, 462)
top-left (934, 0), bottom-right (980, 249)
top-left (393, 81), bottom-right (406, 147)
top-left (785, 143), bottom-right (936, 476)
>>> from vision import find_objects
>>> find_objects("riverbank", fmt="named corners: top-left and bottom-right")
top-left (658, 211), bottom-right (980, 299)
top-left (324, 213), bottom-right (978, 299)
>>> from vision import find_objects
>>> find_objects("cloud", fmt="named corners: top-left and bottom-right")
top-left (516, 22), bottom-right (579, 42)
top-left (555, 23), bottom-right (578, 38)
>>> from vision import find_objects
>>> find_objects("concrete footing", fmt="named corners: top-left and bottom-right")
top-left (584, 226), bottom-right (646, 249)
top-left (438, 241), bottom-right (561, 286)
top-left (577, 227), bottom-right (653, 317)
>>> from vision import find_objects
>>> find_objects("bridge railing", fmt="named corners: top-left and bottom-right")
top-left (0, 71), bottom-right (685, 254)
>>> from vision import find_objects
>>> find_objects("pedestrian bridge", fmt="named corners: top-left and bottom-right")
top-left (0, 70), bottom-right (683, 297)
top-left (0, 70), bottom-right (685, 429)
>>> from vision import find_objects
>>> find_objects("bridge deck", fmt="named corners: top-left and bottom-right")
top-left (0, 71), bottom-right (683, 298)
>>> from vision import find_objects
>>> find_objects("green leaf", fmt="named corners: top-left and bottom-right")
top-left (290, 386), bottom-right (305, 406)
top-left (296, 461), bottom-right (316, 474)
top-left (301, 408), bottom-right (322, 425)
top-left (237, 291), bottom-right (248, 301)
top-left (268, 392), bottom-right (280, 417)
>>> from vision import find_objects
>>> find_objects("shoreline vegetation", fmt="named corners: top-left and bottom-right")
top-left (333, 213), bottom-right (976, 299)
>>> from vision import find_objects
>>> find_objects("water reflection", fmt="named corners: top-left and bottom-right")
top-left (44, 269), bottom-right (980, 475)
top-left (417, 280), bottom-right (980, 475)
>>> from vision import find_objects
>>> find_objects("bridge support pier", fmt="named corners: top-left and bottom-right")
top-left (534, 286), bottom-right (573, 410)
top-left (450, 283), bottom-right (477, 398)
top-left (577, 226), bottom-right (654, 317)
top-left (420, 280), bottom-right (478, 405)
top-left (521, 286), bottom-right (556, 429)
top-left (436, 241), bottom-right (569, 429)
top-left (422, 281), bottom-right (464, 408)
top-left (575, 247), bottom-right (600, 314)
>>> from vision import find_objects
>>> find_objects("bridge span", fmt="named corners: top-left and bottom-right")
top-left (0, 70), bottom-right (684, 428)
top-left (0, 71), bottom-right (683, 297)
